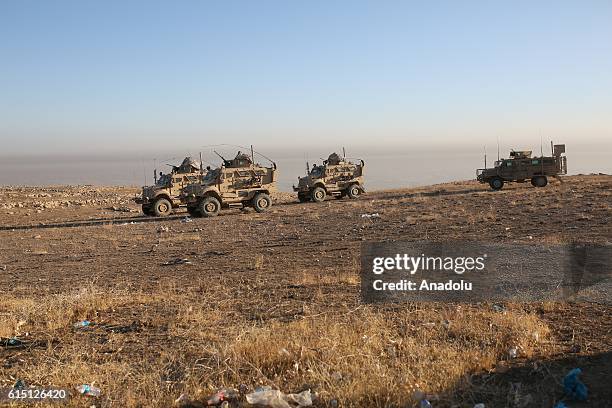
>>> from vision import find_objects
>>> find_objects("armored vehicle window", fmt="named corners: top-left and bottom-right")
top-left (505, 161), bottom-right (512, 167)
top-left (237, 170), bottom-right (251, 177)
top-left (531, 160), bottom-right (539, 165)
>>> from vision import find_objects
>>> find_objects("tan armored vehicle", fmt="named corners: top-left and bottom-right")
top-left (136, 157), bottom-right (207, 216)
top-left (293, 152), bottom-right (365, 202)
top-left (181, 151), bottom-right (277, 217)
top-left (477, 144), bottom-right (567, 190)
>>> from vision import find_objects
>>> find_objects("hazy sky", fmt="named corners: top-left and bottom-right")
top-left (1, 0), bottom-right (611, 156)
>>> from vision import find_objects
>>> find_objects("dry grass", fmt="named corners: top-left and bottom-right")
top-left (0, 285), bottom-right (549, 407)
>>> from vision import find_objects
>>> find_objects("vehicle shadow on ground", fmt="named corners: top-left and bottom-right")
top-left (445, 351), bottom-right (611, 408)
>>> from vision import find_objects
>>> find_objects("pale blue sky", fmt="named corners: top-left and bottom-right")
top-left (1, 0), bottom-right (611, 155)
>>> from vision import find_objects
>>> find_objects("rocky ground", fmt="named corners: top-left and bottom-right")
top-left (0, 175), bottom-right (610, 407)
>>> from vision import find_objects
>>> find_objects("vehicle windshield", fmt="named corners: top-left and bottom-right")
top-left (310, 165), bottom-right (324, 177)
top-left (156, 174), bottom-right (171, 186)
top-left (203, 168), bottom-right (220, 183)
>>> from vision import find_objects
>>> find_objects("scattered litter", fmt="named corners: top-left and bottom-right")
top-left (157, 226), bottom-right (170, 233)
top-left (505, 227), bottom-right (511, 231)
top-left (1, 337), bottom-right (23, 348)
top-left (420, 399), bottom-right (432, 408)
top-left (473, 404), bottom-right (485, 408)
top-left (0, 265), bottom-right (6, 271)
top-left (422, 322), bottom-right (436, 328)
top-left (553, 402), bottom-right (567, 408)
top-left (206, 388), bottom-right (239, 405)
top-left (563, 368), bottom-right (588, 401)
top-left (492, 304), bottom-right (506, 312)
top-left (108, 206), bottom-right (134, 213)
top-left (162, 258), bottom-right (192, 266)
top-left (76, 384), bottom-right (101, 397)
top-left (13, 379), bottom-right (26, 389)
top-left (34, 234), bottom-right (42, 239)
top-left (508, 347), bottom-right (518, 359)
top-left (246, 386), bottom-right (312, 408)
top-left (361, 213), bottom-right (380, 218)
top-left (442, 319), bottom-right (451, 329)
top-left (74, 320), bottom-right (93, 328)
top-left (329, 399), bottom-right (338, 408)
top-left (527, 235), bottom-right (533, 240)
top-left (182, 217), bottom-right (193, 223)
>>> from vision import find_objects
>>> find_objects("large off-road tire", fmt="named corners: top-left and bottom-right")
top-left (198, 196), bottom-right (221, 217)
top-left (531, 176), bottom-right (548, 187)
top-left (187, 206), bottom-right (201, 218)
top-left (142, 204), bottom-right (153, 216)
top-left (153, 198), bottom-right (173, 217)
top-left (252, 193), bottom-right (272, 213)
top-left (311, 186), bottom-right (326, 203)
top-left (297, 192), bottom-right (310, 203)
top-left (489, 178), bottom-right (504, 191)
top-left (346, 184), bottom-right (361, 199)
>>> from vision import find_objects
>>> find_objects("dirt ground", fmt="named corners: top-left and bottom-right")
top-left (0, 175), bottom-right (610, 407)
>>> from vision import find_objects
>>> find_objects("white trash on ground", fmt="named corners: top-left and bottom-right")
top-left (246, 386), bottom-right (312, 408)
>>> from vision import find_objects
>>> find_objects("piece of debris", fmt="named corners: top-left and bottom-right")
top-left (1, 337), bottom-right (24, 348)
top-left (492, 304), bottom-right (506, 312)
top-left (206, 388), bottom-right (239, 405)
top-left (162, 258), bottom-right (192, 266)
top-left (563, 368), bottom-right (588, 401)
top-left (246, 386), bottom-right (312, 408)
top-left (34, 235), bottom-right (42, 239)
top-left (361, 213), bottom-right (380, 218)
top-left (182, 217), bottom-right (193, 223)
top-left (13, 379), bottom-right (26, 389)
top-left (420, 399), bottom-right (432, 408)
top-left (0, 265), bottom-right (6, 271)
top-left (74, 320), bottom-right (93, 328)
top-left (553, 402), bottom-right (567, 408)
top-left (508, 347), bottom-right (518, 359)
top-left (157, 226), bottom-right (170, 233)
top-left (473, 404), bottom-right (485, 408)
top-left (108, 206), bottom-right (133, 213)
top-left (76, 384), bottom-right (101, 397)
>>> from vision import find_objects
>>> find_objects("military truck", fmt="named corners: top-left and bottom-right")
top-left (293, 152), bottom-right (365, 202)
top-left (181, 151), bottom-right (277, 217)
top-left (136, 157), bottom-right (207, 216)
top-left (477, 144), bottom-right (567, 191)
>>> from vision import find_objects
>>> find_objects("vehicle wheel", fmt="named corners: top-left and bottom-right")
top-left (489, 178), bottom-right (504, 191)
top-left (252, 193), bottom-right (272, 213)
top-left (187, 206), bottom-right (201, 217)
top-left (531, 176), bottom-right (548, 187)
top-left (153, 198), bottom-right (172, 217)
top-left (346, 184), bottom-right (361, 199)
top-left (297, 193), bottom-right (310, 203)
top-left (311, 186), bottom-right (326, 203)
top-left (142, 204), bottom-right (153, 216)
top-left (198, 196), bottom-right (221, 217)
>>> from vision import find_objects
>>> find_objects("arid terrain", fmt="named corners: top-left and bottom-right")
top-left (0, 175), bottom-right (610, 407)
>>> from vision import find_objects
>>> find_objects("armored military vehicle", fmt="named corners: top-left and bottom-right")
top-left (293, 152), bottom-right (365, 202)
top-left (477, 143), bottom-right (567, 190)
top-left (181, 151), bottom-right (277, 217)
top-left (136, 157), bottom-right (207, 216)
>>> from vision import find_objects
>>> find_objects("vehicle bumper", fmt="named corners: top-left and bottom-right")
top-left (293, 185), bottom-right (309, 193)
